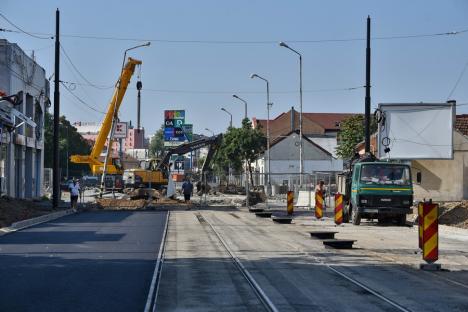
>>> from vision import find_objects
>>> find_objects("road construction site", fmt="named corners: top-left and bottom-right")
top-left (2, 193), bottom-right (468, 312)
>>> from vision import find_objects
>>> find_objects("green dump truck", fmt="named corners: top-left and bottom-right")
top-left (337, 155), bottom-right (413, 225)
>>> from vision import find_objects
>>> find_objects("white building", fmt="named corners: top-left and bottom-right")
top-left (0, 40), bottom-right (48, 198)
top-left (252, 130), bottom-right (343, 186)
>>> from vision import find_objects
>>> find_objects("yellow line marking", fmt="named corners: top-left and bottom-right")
top-left (360, 187), bottom-right (412, 191)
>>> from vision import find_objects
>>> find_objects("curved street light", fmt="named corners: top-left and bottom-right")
top-left (205, 128), bottom-right (215, 136)
top-left (279, 41), bottom-right (303, 186)
top-left (221, 107), bottom-right (233, 128)
top-left (250, 73), bottom-right (272, 190)
top-left (232, 94), bottom-right (248, 120)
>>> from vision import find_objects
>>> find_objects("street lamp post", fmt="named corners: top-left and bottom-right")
top-left (205, 128), bottom-right (214, 136)
top-left (100, 42), bottom-right (150, 196)
top-left (232, 94), bottom-right (248, 120)
top-left (232, 94), bottom-right (249, 206)
top-left (279, 41), bottom-right (303, 187)
top-left (220, 108), bottom-right (233, 128)
top-left (250, 73), bottom-right (272, 193)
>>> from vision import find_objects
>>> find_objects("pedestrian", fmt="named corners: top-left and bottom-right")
top-left (315, 180), bottom-right (327, 208)
top-left (69, 177), bottom-right (81, 211)
top-left (181, 177), bottom-right (194, 205)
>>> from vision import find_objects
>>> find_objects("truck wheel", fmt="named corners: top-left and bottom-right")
top-left (397, 214), bottom-right (407, 226)
top-left (351, 207), bottom-right (361, 225)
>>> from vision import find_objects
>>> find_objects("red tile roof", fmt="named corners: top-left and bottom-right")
top-left (456, 115), bottom-right (468, 136)
top-left (252, 110), bottom-right (359, 138)
top-left (303, 113), bottom-right (359, 131)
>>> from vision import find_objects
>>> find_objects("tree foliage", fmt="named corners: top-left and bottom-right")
top-left (335, 115), bottom-right (377, 159)
top-left (44, 111), bottom-right (92, 178)
top-left (148, 124), bottom-right (166, 158)
top-left (214, 119), bottom-right (266, 185)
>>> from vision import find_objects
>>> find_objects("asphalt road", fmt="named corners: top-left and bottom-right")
top-left (0, 211), bottom-right (167, 312)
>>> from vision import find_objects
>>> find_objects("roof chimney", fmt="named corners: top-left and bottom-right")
top-left (290, 106), bottom-right (295, 131)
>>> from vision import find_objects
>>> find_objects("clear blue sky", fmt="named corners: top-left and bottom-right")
top-left (1, 0), bottom-right (468, 136)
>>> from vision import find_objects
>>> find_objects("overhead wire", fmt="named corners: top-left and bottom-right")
top-left (59, 43), bottom-right (111, 90)
top-left (0, 25), bottom-right (467, 44)
top-left (60, 81), bottom-right (106, 114)
top-left (447, 58), bottom-right (468, 100)
top-left (0, 12), bottom-right (53, 40)
top-left (58, 80), bottom-right (364, 94)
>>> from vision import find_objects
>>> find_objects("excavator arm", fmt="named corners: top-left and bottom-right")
top-left (70, 57), bottom-right (142, 175)
top-left (157, 134), bottom-right (223, 174)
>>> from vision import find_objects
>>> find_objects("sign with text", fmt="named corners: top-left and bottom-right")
top-left (164, 110), bottom-right (187, 146)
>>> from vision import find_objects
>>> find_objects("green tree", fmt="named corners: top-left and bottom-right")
top-left (336, 115), bottom-right (377, 159)
top-left (215, 118), bottom-right (266, 185)
top-left (149, 124), bottom-right (166, 158)
top-left (44, 111), bottom-right (92, 178)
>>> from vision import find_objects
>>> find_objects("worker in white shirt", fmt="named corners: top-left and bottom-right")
top-left (69, 178), bottom-right (81, 210)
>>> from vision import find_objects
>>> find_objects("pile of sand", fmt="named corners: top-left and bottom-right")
top-left (439, 201), bottom-right (468, 229)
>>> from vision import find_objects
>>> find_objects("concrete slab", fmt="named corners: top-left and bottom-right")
top-left (249, 207), bottom-right (264, 213)
top-left (255, 212), bottom-right (273, 218)
top-left (309, 231), bottom-right (338, 239)
top-left (322, 239), bottom-right (356, 249)
top-left (271, 216), bottom-right (292, 224)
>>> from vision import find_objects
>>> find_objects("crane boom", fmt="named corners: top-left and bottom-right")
top-left (71, 57), bottom-right (142, 174)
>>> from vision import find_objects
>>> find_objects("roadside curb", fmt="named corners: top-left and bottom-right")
top-left (0, 209), bottom-right (76, 236)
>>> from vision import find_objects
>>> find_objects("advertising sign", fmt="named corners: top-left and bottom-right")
top-left (182, 124), bottom-right (193, 142)
top-left (164, 110), bottom-right (188, 146)
top-left (113, 122), bottom-right (128, 139)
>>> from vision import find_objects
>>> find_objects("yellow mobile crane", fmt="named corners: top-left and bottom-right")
top-left (70, 57), bottom-right (142, 176)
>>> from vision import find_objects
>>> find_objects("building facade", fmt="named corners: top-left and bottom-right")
top-left (0, 39), bottom-right (48, 198)
top-left (251, 107), bottom-right (354, 184)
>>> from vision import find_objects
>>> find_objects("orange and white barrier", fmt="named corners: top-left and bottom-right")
top-left (315, 190), bottom-right (323, 219)
top-left (422, 202), bottom-right (439, 263)
top-left (334, 193), bottom-right (343, 225)
top-left (287, 191), bottom-right (294, 215)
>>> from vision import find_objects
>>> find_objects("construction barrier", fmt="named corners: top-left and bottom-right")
top-left (418, 202), bottom-right (423, 249)
top-left (287, 191), bottom-right (294, 215)
top-left (315, 190), bottom-right (323, 219)
top-left (422, 202), bottom-right (439, 263)
top-left (334, 193), bottom-right (343, 225)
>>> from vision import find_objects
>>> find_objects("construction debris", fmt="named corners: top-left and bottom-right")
top-left (439, 201), bottom-right (468, 229)
top-left (0, 197), bottom-right (57, 228)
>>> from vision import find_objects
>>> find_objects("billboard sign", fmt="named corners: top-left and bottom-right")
top-left (164, 110), bottom-right (185, 146)
top-left (182, 124), bottom-right (193, 142)
top-left (113, 122), bottom-right (128, 139)
top-left (377, 103), bottom-right (455, 160)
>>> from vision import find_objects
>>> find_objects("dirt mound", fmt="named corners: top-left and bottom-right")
top-left (95, 198), bottom-right (147, 209)
top-left (0, 198), bottom-right (55, 228)
top-left (439, 201), bottom-right (468, 229)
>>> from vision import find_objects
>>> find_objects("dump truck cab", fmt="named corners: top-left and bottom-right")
top-left (339, 159), bottom-right (413, 225)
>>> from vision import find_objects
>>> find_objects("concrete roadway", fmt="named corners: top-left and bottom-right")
top-left (0, 211), bottom-right (167, 312)
top-left (158, 208), bottom-right (468, 312)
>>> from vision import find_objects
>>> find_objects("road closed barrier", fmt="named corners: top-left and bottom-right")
top-left (419, 201), bottom-right (440, 270)
top-left (334, 193), bottom-right (343, 225)
top-left (287, 191), bottom-right (294, 215)
top-left (315, 190), bottom-right (323, 219)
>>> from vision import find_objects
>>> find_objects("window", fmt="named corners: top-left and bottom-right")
top-left (360, 165), bottom-right (411, 186)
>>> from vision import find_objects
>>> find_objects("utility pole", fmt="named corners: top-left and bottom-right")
top-left (365, 16), bottom-right (371, 153)
top-left (52, 9), bottom-right (60, 209)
